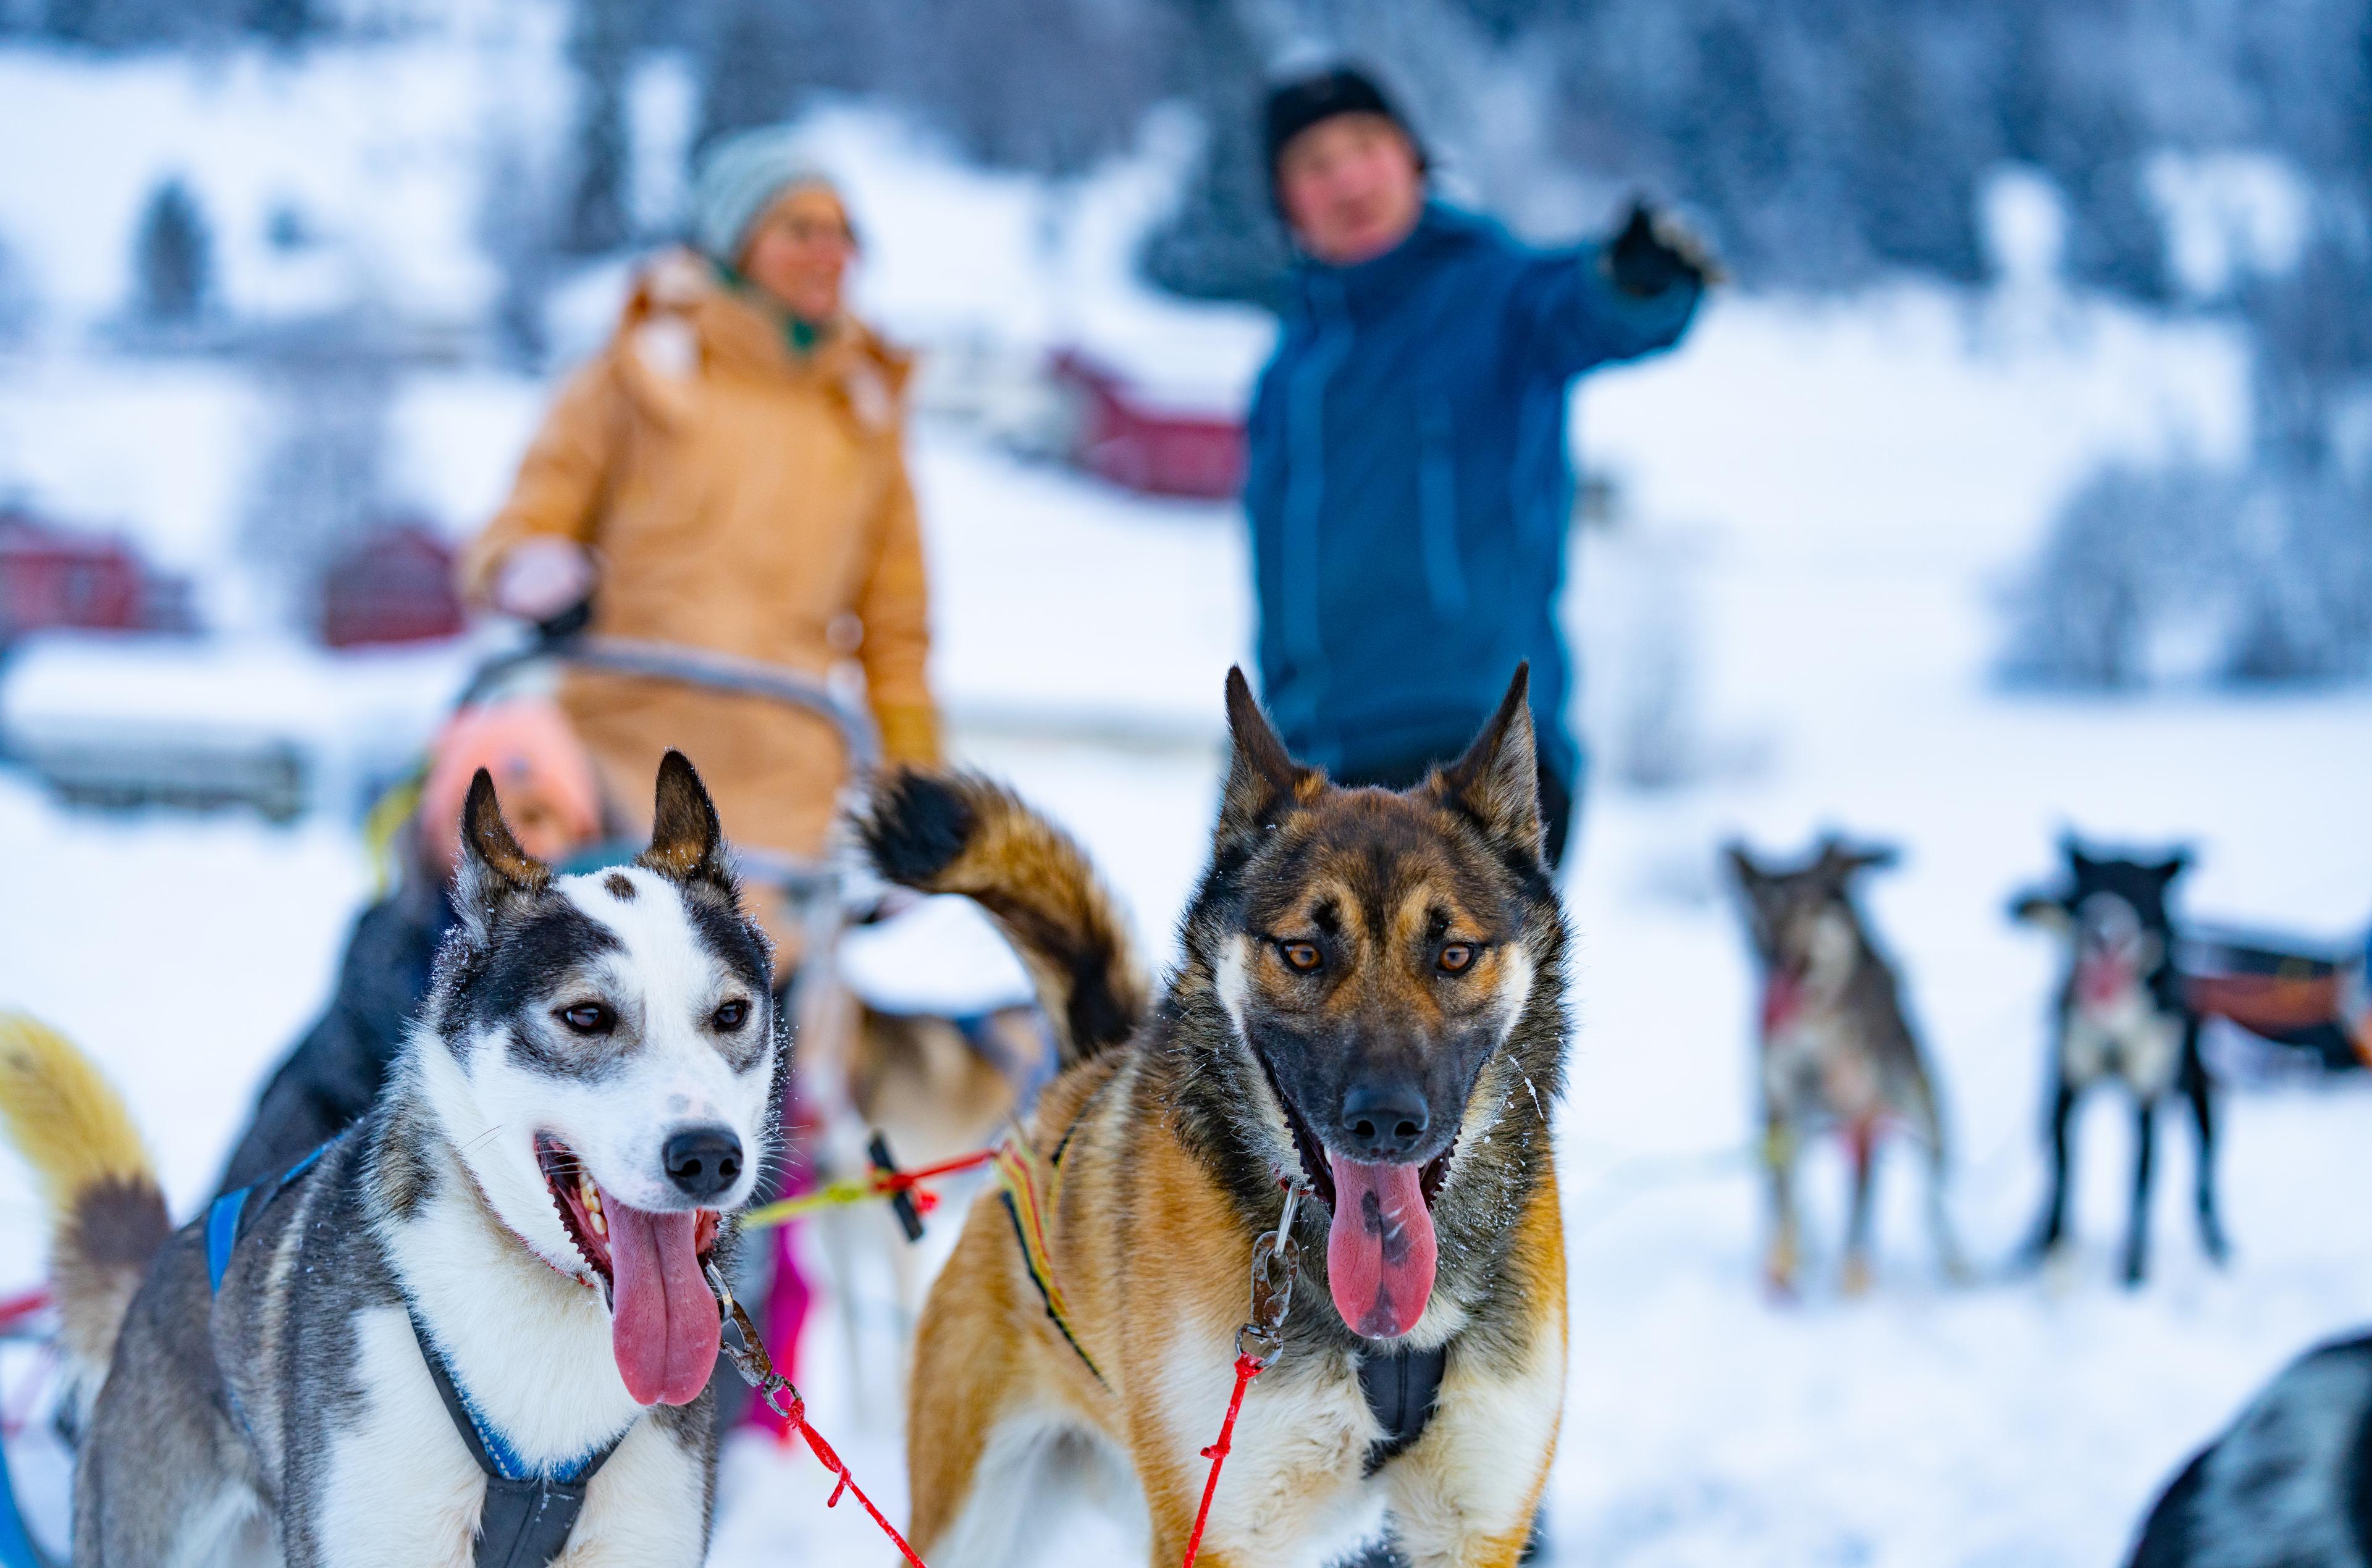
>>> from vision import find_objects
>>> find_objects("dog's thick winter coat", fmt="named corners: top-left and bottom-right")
top-left (0, 752), bottom-right (781, 1567)
top-left (2127, 1331), bottom-right (2372, 1567)
top-left (2016, 839), bottom-right (2226, 1286)
top-left (862, 668), bottom-right (1571, 1568)
top-left (1726, 837), bottom-right (1962, 1294)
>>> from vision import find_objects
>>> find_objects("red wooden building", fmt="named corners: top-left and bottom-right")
top-left (319, 524), bottom-right (465, 648)
top-left (1050, 350), bottom-right (1247, 501)
top-left (0, 511), bottom-right (156, 639)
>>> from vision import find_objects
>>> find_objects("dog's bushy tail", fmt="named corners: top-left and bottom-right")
top-left (858, 769), bottom-right (1149, 1068)
top-left (0, 1014), bottom-right (170, 1382)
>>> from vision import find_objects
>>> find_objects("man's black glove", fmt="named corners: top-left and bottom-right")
top-left (1605, 200), bottom-right (1723, 298)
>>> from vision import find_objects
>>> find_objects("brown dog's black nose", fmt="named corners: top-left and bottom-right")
top-left (663, 1126), bottom-right (744, 1200)
top-left (1337, 1082), bottom-right (1430, 1162)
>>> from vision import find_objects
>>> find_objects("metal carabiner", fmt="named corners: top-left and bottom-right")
top-left (1235, 1180), bottom-right (1306, 1367)
top-left (707, 1260), bottom-right (798, 1419)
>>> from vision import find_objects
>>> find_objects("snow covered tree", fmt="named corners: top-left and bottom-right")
top-left (914, 0), bottom-right (1165, 176)
top-left (563, 0), bottom-right (637, 254)
top-left (237, 323), bottom-right (399, 632)
top-left (1137, 0), bottom-right (1293, 309)
top-left (477, 125), bottom-right (561, 368)
top-left (245, 0), bottom-right (308, 46)
top-left (133, 178), bottom-right (212, 327)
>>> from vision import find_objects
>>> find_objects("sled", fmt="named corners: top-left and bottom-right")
top-left (2178, 924), bottom-right (2370, 1072)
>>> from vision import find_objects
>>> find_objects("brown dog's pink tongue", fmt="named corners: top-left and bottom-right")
top-left (602, 1200), bottom-right (720, 1406)
top-left (1325, 1155), bottom-right (1437, 1340)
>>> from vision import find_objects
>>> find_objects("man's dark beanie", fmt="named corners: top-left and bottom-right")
top-left (1261, 66), bottom-right (1426, 186)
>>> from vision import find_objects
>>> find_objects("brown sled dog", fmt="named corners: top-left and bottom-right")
top-left (1725, 837), bottom-right (1965, 1295)
top-left (860, 668), bottom-right (1570, 1568)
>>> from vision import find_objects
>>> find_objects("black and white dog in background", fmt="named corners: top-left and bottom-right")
top-left (2014, 837), bottom-right (2227, 1287)
top-left (0, 750), bottom-right (782, 1566)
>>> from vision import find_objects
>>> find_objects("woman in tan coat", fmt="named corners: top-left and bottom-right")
top-left (464, 133), bottom-right (939, 918)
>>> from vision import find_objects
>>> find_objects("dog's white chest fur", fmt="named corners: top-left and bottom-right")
top-left (314, 1304), bottom-right (706, 1568)
top-left (1761, 914), bottom-right (1882, 1123)
top-left (2065, 985), bottom-right (2181, 1095)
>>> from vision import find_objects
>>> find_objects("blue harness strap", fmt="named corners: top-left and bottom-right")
top-left (203, 1189), bottom-right (248, 1296)
top-left (406, 1309), bottom-right (627, 1568)
top-left (206, 1142), bottom-right (329, 1296)
top-left (202, 1141), bottom-right (622, 1566)
top-left (0, 1431), bottom-right (46, 1568)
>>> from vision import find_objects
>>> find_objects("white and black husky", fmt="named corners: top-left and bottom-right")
top-left (0, 751), bottom-right (783, 1566)
top-left (2014, 837), bottom-right (2227, 1287)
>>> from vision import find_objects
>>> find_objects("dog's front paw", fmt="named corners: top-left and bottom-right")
top-left (1762, 1239), bottom-right (1799, 1299)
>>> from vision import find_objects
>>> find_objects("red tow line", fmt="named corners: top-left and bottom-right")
top-left (1181, 1180), bottom-right (1306, 1568)
top-left (707, 1260), bottom-right (932, 1566)
top-left (1180, 1351), bottom-right (1268, 1568)
top-left (713, 1173), bottom-right (1307, 1568)
top-left (774, 1388), bottom-right (930, 1568)
top-left (0, 1290), bottom-right (49, 1336)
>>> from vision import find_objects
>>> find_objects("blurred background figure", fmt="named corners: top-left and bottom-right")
top-left (463, 127), bottom-right (941, 959)
top-left (217, 698), bottom-right (605, 1193)
top-left (1245, 65), bottom-right (1710, 866)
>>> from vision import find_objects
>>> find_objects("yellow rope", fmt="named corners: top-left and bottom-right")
top-left (741, 1174), bottom-right (894, 1230)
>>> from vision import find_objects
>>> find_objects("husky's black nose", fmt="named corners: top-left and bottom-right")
top-left (1336, 1081), bottom-right (1431, 1162)
top-left (662, 1126), bottom-right (744, 1201)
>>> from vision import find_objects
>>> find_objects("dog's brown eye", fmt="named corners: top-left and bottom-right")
top-left (713, 999), bottom-right (749, 1031)
top-left (1437, 944), bottom-right (1476, 975)
top-left (558, 1002), bottom-right (613, 1035)
top-left (1279, 941), bottom-right (1322, 973)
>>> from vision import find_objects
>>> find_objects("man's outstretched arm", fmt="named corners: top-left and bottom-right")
top-left (1512, 199), bottom-right (1717, 376)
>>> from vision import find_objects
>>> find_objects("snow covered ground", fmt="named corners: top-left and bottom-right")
top-left (3, 59), bottom-right (2370, 1564)
top-left (4, 392), bottom-right (2371, 1566)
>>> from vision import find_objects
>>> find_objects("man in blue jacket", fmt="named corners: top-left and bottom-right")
top-left (1245, 67), bottom-right (1710, 866)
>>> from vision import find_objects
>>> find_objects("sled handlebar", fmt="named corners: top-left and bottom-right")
top-left (459, 622), bottom-right (882, 774)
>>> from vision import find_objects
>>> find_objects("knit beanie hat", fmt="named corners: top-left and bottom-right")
top-left (689, 126), bottom-right (839, 267)
top-left (1261, 65), bottom-right (1427, 191)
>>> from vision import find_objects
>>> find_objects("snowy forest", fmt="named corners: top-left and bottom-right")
top-left (5, 0), bottom-right (2370, 684)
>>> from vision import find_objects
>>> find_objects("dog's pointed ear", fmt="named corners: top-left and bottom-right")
top-left (1830, 840), bottom-right (1900, 878)
top-left (2061, 832), bottom-right (2096, 878)
top-left (1216, 667), bottom-right (1317, 854)
top-left (2011, 889), bottom-right (2072, 931)
top-left (455, 768), bottom-right (551, 933)
top-left (640, 750), bottom-right (733, 889)
top-left (2151, 848), bottom-right (2192, 886)
top-left (1723, 840), bottom-right (1763, 888)
top-left (1436, 665), bottom-right (1543, 865)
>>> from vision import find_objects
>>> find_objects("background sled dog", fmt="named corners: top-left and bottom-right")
top-left (1725, 837), bottom-right (1964, 1295)
top-left (2014, 839), bottom-right (2226, 1286)
top-left (0, 752), bottom-right (781, 1567)
top-left (864, 667), bottom-right (1570, 1568)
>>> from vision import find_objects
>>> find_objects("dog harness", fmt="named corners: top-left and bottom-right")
top-left (406, 1309), bottom-right (626, 1568)
top-left (206, 1149), bottom-right (627, 1568)
top-left (995, 1121), bottom-right (1450, 1470)
top-left (1358, 1342), bottom-right (1447, 1474)
top-left (992, 1126), bottom-right (1107, 1385)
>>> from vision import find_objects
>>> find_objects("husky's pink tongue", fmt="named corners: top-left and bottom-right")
top-left (603, 1201), bottom-right (720, 1406)
top-left (1325, 1154), bottom-right (1438, 1340)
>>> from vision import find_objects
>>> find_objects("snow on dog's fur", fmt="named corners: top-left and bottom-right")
top-left (0, 750), bottom-right (783, 1567)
